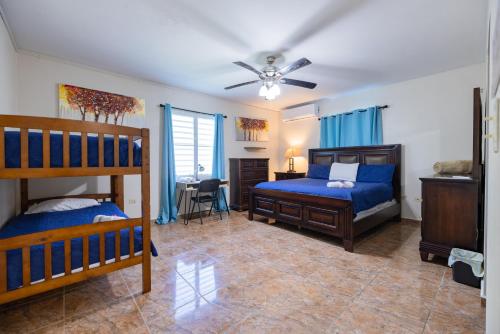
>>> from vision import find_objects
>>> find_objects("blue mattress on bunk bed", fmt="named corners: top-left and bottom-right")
top-left (3, 131), bottom-right (142, 168)
top-left (255, 178), bottom-right (393, 214)
top-left (0, 202), bottom-right (157, 291)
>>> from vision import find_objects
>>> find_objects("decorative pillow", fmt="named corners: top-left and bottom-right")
top-left (25, 198), bottom-right (100, 215)
top-left (329, 162), bottom-right (359, 182)
top-left (356, 164), bottom-right (396, 184)
top-left (307, 164), bottom-right (330, 179)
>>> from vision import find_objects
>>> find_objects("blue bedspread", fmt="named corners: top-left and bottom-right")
top-left (0, 203), bottom-right (157, 291)
top-left (4, 131), bottom-right (141, 168)
top-left (255, 178), bottom-right (393, 214)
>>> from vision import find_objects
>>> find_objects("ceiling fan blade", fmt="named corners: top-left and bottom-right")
top-left (278, 58), bottom-right (312, 76)
top-left (280, 78), bottom-right (317, 89)
top-left (233, 61), bottom-right (262, 76)
top-left (224, 80), bottom-right (260, 90)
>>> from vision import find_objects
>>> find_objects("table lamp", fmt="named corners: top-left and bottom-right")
top-left (286, 147), bottom-right (297, 173)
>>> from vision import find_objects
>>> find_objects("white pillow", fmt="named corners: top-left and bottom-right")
top-left (329, 162), bottom-right (359, 182)
top-left (25, 198), bottom-right (100, 215)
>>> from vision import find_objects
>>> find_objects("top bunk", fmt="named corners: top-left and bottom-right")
top-left (0, 114), bottom-right (149, 179)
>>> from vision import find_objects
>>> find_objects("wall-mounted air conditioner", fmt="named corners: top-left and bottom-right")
top-left (281, 104), bottom-right (319, 122)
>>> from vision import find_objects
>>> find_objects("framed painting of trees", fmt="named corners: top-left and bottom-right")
top-left (235, 117), bottom-right (269, 142)
top-left (58, 84), bottom-right (145, 126)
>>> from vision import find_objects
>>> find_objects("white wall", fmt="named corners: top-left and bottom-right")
top-left (0, 14), bottom-right (17, 226)
top-left (486, 0), bottom-right (500, 332)
top-left (279, 63), bottom-right (486, 220)
top-left (15, 51), bottom-right (281, 218)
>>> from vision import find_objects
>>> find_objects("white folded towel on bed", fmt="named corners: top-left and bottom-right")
top-left (92, 215), bottom-right (125, 223)
top-left (327, 181), bottom-right (355, 188)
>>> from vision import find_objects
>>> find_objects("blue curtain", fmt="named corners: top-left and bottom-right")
top-left (319, 106), bottom-right (382, 148)
top-left (157, 104), bottom-right (177, 224)
top-left (211, 113), bottom-right (227, 210)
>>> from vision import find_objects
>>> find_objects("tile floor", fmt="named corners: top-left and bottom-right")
top-left (0, 212), bottom-right (485, 333)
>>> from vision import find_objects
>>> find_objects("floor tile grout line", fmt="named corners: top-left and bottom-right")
top-left (120, 270), bottom-right (152, 334)
top-left (420, 270), bottom-right (446, 334)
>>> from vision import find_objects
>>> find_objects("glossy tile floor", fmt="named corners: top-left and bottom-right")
top-left (0, 212), bottom-right (485, 333)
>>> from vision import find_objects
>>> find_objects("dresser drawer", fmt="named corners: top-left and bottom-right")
top-left (255, 160), bottom-right (268, 168)
top-left (240, 160), bottom-right (255, 169)
top-left (241, 169), bottom-right (268, 181)
top-left (240, 159), bottom-right (269, 169)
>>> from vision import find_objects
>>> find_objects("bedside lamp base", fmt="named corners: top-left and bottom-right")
top-left (287, 157), bottom-right (295, 173)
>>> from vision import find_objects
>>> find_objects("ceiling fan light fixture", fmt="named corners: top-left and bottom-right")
top-left (265, 93), bottom-right (276, 100)
top-left (258, 85), bottom-right (268, 97)
top-left (227, 57), bottom-right (316, 101)
top-left (269, 84), bottom-right (280, 96)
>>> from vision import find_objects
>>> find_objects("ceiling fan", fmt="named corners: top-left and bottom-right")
top-left (225, 56), bottom-right (317, 100)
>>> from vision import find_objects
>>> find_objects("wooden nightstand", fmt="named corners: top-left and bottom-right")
top-left (274, 172), bottom-right (306, 181)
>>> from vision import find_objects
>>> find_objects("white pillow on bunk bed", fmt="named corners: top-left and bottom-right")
top-left (25, 198), bottom-right (100, 215)
top-left (329, 162), bottom-right (359, 182)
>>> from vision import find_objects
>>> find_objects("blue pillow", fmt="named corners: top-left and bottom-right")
top-left (356, 164), bottom-right (396, 183)
top-left (307, 164), bottom-right (330, 179)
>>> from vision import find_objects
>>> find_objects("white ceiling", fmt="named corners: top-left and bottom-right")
top-left (0, 0), bottom-right (488, 111)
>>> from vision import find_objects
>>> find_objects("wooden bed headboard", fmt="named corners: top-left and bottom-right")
top-left (308, 144), bottom-right (402, 202)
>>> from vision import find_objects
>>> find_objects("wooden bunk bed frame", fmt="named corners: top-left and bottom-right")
top-left (248, 144), bottom-right (401, 252)
top-left (0, 115), bottom-right (151, 305)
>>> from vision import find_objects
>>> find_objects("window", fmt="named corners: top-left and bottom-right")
top-left (172, 111), bottom-right (215, 180)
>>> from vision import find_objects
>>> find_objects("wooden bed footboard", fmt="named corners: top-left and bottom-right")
top-left (0, 218), bottom-right (142, 305)
top-left (248, 187), bottom-right (356, 251)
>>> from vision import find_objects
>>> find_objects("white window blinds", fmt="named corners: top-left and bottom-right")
top-left (172, 111), bottom-right (214, 180)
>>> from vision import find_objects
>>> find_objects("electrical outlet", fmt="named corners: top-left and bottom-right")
top-left (128, 199), bottom-right (137, 205)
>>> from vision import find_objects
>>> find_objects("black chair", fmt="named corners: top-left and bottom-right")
top-left (188, 179), bottom-right (222, 224)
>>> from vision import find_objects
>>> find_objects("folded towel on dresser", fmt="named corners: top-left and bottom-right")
top-left (433, 160), bottom-right (472, 174)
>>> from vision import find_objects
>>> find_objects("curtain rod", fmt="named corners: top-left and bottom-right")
top-left (159, 104), bottom-right (227, 118)
top-left (317, 105), bottom-right (389, 120)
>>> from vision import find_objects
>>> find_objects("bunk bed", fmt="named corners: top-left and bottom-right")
top-left (0, 115), bottom-right (153, 305)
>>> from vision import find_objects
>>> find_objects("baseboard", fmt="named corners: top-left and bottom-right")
top-left (401, 218), bottom-right (421, 224)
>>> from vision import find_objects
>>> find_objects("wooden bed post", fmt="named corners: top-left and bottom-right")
top-left (110, 175), bottom-right (124, 210)
top-left (20, 179), bottom-right (29, 213)
top-left (141, 128), bottom-right (151, 293)
top-left (343, 207), bottom-right (354, 252)
top-left (248, 187), bottom-right (254, 221)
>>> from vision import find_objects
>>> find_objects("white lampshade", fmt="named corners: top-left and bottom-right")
top-left (269, 84), bottom-right (280, 96)
top-left (258, 85), bottom-right (268, 97)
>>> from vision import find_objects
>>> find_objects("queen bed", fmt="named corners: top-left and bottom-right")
top-left (248, 144), bottom-right (401, 252)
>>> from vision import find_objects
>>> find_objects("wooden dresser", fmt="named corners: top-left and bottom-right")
top-left (419, 87), bottom-right (484, 260)
top-left (419, 177), bottom-right (482, 260)
top-left (229, 158), bottom-right (269, 211)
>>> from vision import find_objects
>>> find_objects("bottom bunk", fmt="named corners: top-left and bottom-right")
top-left (0, 201), bottom-right (156, 303)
